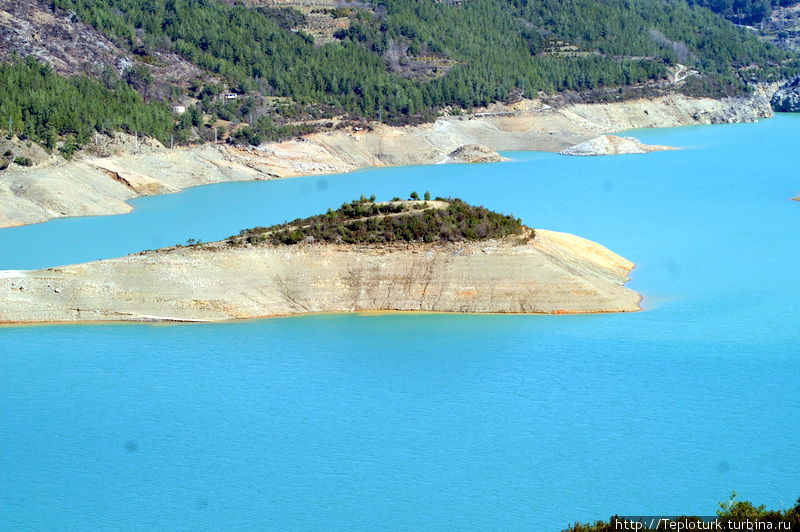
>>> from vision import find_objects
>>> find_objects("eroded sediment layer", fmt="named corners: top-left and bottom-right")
top-left (0, 229), bottom-right (641, 323)
top-left (0, 93), bottom-right (772, 228)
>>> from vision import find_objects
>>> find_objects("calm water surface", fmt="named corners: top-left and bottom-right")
top-left (1, 115), bottom-right (799, 530)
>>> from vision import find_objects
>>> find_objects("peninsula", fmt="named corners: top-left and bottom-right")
top-left (0, 198), bottom-right (642, 323)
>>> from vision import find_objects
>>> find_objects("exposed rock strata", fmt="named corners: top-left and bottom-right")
top-left (0, 93), bottom-right (772, 228)
top-left (0, 229), bottom-right (641, 323)
top-left (448, 144), bottom-right (506, 163)
top-left (771, 77), bottom-right (800, 112)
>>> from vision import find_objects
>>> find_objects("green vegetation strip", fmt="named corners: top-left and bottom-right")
top-left (230, 196), bottom-right (525, 246)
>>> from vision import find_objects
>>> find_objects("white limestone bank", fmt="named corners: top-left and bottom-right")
top-left (0, 229), bottom-right (641, 323)
top-left (559, 135), bottom-right (678, 156)
top-left (0, 93), bottom-right (772, 228)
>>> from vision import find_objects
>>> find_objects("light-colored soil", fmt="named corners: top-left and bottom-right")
top-left (0, 93), bottom-right (774, 228)
top-left (0, 229), bottom-right (641, 323)
top-left (559, 135), bottom-right (679, 156)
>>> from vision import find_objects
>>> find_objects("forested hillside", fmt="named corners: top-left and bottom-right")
top-left (52, 0), bottom-right (797, 109)
top-left (0, 57), bottom-right (173, 157)
top-left (686, 0), bottom-right (799, 25)
top-left (1, 0), bottom-right (799, 155)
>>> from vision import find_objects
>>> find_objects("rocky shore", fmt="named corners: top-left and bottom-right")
top-left (0, 228), bottom-right (641, 323)
top-left (771, 77), bottom-right (800, 111)
top-left (0, 92), bottom-right (773, 228)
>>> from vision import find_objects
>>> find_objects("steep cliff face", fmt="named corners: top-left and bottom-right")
top-left (0, 92), bottom-right (772, 228)
top-left (771, 77), bottom-right (800, 111)
top-left (0, 229), bottom-right (641, 323)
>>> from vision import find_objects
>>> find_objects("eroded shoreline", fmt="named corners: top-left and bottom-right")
top-left (0, 229), bottom-right (642, 323)
top-left (0, 93), bottom-right (773, 229)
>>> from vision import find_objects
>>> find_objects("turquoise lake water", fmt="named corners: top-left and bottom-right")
top-left (1, 115), bottom-right (799, 530)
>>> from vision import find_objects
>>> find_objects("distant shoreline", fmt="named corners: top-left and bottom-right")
top-left (0, 307), bottom-right (645, 328)
top-left (0, 93), bottom-right (774, 229)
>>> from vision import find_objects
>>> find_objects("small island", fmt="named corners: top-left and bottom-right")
top-left (559, 135), bottom-right (679, 156)
top-left (0, 196), bottom-right (641, 323)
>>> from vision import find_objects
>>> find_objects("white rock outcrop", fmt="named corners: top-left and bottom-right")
top-left (559, 135), bottom-right (678, 156)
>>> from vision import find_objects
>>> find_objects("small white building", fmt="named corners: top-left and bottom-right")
top-left (220, 93), bottom-right (238, 100)
top-left (171, 105), bottom-right (186, 115)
